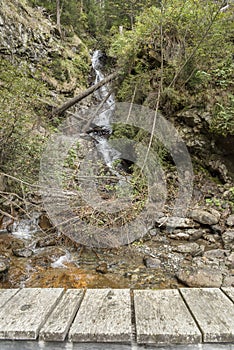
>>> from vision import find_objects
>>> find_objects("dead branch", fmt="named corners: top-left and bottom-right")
top-left (53, 70), bottom-right (120, 116)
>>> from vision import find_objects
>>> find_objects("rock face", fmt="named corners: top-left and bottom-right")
top-left (176, 267), bottom-right (223, 288)
top-left (0, 0), bottom-right (90, 93)
top-left (189, 208), bottom-right (220, 226)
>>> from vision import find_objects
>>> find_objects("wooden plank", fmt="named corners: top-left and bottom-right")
top-left (180, 288), bottom-right (234, 343)
top-left (0, 289), bottom-right (19, 308)
top-left (134, 289), bottom-right (201, 345)
top-left (222, 287), bottom-right (234, 303)
top-left (39, 289), bottom-right (83, 341)
top-left (69, 289), bottom-right (132, 343)
top-left (0, 288), bottom-right (63, 340)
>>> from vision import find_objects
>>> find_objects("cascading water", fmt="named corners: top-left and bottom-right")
top-left (89, 50), bottom-right (121, 169)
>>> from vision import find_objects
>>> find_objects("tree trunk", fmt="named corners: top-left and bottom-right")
top-left (53, 70), bottom-right (120, 116)
top-left (56, 0), bottom-right (62, 37)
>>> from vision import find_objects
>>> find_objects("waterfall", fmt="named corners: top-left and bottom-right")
top-left (89, 50), bottom-right (121, 169)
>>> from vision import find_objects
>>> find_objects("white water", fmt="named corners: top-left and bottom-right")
top-left (11, 215), bottom-right (39, 239)
top-left (90, 50), bottom-right (121, 168)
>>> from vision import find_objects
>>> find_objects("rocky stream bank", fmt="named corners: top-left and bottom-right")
top-left (0, 173), bottom-right (233, 290)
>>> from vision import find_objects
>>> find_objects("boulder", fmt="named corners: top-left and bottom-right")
top-left (190, 208), bottom-right (220, 225)
top-left (176, 267), bottom-right (223, 287)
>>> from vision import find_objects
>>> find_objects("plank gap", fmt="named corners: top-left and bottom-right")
top-left (130, 289), bottom-right (137, 346)
top-left (179, 288), bottom-right (205, 343)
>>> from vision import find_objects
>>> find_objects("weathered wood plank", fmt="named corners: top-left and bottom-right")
top-left (69, 289), bottom-right (132, 343)
top-left (222, 287), bottom-right (234, 303)
top-left (0, 288), bottom-right (63, 340)
top-left (0, 341), bottom-right (234, 350)
top-left (180, 288), bottom-right (234, 343)
top-left (0, 289), bottom-right (19, 308)
top-left (134, 289), bottom-right (201, 345)
top-left (39, 289), bottom-right (83, 341)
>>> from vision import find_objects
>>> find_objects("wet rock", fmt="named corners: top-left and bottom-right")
top-left (176, 267), bottom-right (223, 287)
top-left (143, 257), bottom-right (161, 268)
top-left (173, 242), bottom-right (204, 256)
top-left (203, 249), bottom-right (229, 260)
top-left (12, 247), bottom-right (33, 258)
top-left (222, 230), bottom-right (234, 249)
top-left (96, 262), bottom-right (108, 274)
top-left (190, 208), bottom-right (220, 226)
top-left (226, 214), bottom-right (234, 227)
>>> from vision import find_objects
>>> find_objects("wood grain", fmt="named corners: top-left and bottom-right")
top-left (134, 289), bottom-right (201, 345)
top-left (69, 289), bottom-right (132, 343)
top-left (0, 288), bottom-right (63, 340)
top-left (39, 289), bottom-right (83, 341)
top-left (180, 288), bottom-right (234, 342)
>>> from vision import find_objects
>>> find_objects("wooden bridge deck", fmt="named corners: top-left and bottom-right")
top-left (0, 288), bottom-right (233, 349)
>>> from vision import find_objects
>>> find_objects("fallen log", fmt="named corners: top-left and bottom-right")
top-left (53, 70), bottom-right (120, 116)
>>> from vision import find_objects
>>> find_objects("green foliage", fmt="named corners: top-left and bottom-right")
top-left (109, 0), bottom-right (233, 137)
top-left (210, 94), bottom-right (234, 136)
top-left (0, 59), bottom-right (49, 185)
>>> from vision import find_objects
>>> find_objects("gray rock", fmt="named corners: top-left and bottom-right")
top-left (203, 249), bottom-right (229, 260)
top-left (0, 257), bottom-right (9, 277)
top-left (210, 224), bottom-right (225, 235)
top-left (226, 214), bottom-right (234, 227)
top-left (187, 229), bottom-right (204, 241)
top-left (222, 230), bottom-right (234, 249)
top-left (225, 252), bottom-right (234, 268)
top-left (190, 208), bottom-right (220, 226)
top-left (156, 216), bottom-right (195, 229)
top-left (176, 267), bottom-right (223, 287)
top-left (222, 275), bottom-right (234, 287)
top-left (12, 248), bottom-right (33, 258)
top-left (143, 257), bottom-right (161, 268)
top-left (169, 232), bottom-right (190, 240)
top-left (173, 242), bottom-right (204, 256)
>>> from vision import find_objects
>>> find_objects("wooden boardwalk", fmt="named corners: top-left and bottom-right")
top-left (0, 288), bottom-right (233, 349)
